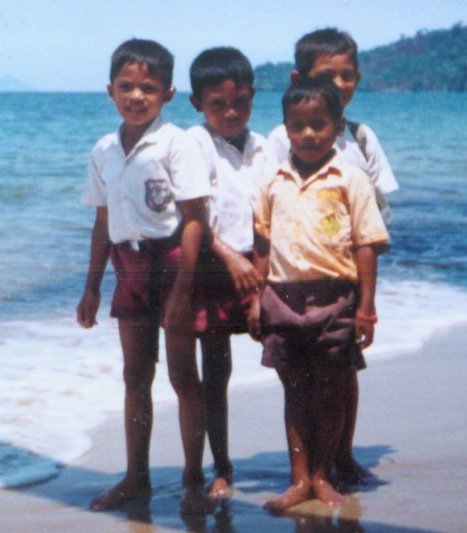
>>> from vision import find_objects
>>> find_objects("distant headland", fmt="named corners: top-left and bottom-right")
top-left (0, 76), bottom-right (35, 92)
top-left (254, 23), bottom-right (467, 92)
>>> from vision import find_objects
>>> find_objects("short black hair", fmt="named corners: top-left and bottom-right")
top-left (110, 38), bottom-right (174, 88)
top-left (282, 76), bottom-right (343, 125)
top-left (294, 28), bottom-right (359, 77)
top-left (190, 47), bottom-right (254, 100)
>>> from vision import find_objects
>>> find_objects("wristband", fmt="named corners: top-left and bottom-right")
top-left (356, 310), bottom-right (378, 324)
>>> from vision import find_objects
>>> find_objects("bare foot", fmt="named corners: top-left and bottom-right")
top-left (90, 480), bottom-right (152, 512)
top-left (208, 476), bottom-right (232, 498)
top-left (181, 484), bottom-right (216, 515)
top-left (264, 482), bottom-right (310, 515)
top-left (311, 478), bottom-right (347, 507)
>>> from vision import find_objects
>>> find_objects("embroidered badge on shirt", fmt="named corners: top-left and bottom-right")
top-left (319, 213), bottom-right (342, 237)
top-left (145, 179), bottom-right (172, 212)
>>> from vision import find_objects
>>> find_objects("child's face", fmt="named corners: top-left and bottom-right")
top-left (285, 97), bottom-right (341, 164)
top-left (191, 80), bottom-right (253, 139)
top-left (307, 53), bottom-right (360, 108)
top-left (108, 61), bottom-right (174, 134)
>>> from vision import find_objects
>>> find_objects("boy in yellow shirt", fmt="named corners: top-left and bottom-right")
top-left (249, 77), bottom-right (388, 512)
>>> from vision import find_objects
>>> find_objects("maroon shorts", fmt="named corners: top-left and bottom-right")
top-left (110, 238), bottom-right (181, 323)
top-left (260, 279), bottom-right (365, 372)
top-left (193, 250), bottom-right (253, 335)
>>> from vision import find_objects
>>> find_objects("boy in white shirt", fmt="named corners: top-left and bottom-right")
top-left (267, 28), bottom-right (398, 486)
top-left (186, 47), bottom-right (268, 498)
top-left (268, 28), bottom-right (398, 218)
top-left (77, 39), bottom-right (210, 512)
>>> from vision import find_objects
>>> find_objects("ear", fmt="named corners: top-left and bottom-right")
top-left (190, 94), bottom-right (203, 112)
top-left (290, 70), bottom-right (301, 82)
top-left (107, 84), bottom-right (114, 100)
top-left (164, 86), bottom-right (176, 103)
top-left (337, 117), bottom-right (346, 135)
top-left (250, 86), bottom-right (256, 99)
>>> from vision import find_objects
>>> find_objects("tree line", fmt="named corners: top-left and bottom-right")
top-left (254, 24), bottom-right (467, 92)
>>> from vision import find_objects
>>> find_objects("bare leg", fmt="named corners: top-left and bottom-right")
top-left (90, 319), bottom-right (157, 511)
top-left (264, 370), bottom-right (313, 515)
top-left (201, 332), bottom-right (233, 497)
top-left (166, 328), bottom-right (214, 514)
top-left (309, 364), bottom-right (348, 507)
top-left (335, 368), bottom-right (370, 485)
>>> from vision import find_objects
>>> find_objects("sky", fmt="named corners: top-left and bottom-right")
top-left (1, 0), bottom-right (465, 91)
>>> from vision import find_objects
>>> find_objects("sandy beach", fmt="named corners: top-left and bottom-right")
top-left (2, 323), bottom-right (467, 533)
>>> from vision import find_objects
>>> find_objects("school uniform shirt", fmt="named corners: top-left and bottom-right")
top-left (188, 124), bottom-right (269, 253)
top-left (267, 122), bottom-right (398, 195)
top-left (255, 152), bottom-right (389, 284)
top-left (82, 116), bottom-right (211, 244)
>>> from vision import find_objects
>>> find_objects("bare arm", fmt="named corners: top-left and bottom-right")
top-left (355, 244), bottom-right (378, 349)
top-left (164, 197), bottom-right (208, 330)
top-left (247, 232), bottom-right (270, 341)
top-left (76, 206), bottom-right (111, 328)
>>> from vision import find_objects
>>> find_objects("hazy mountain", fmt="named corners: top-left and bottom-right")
top-left (254, 23), bottom-right (467, 92)
top-left (0, 76), bottom-right (35, 92)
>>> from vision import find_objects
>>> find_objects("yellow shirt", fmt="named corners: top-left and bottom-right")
top-left (255, 153), bottom-right (389, 283)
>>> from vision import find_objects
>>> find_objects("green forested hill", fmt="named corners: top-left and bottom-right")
top-left (254, 24), bottom-right (467, 92)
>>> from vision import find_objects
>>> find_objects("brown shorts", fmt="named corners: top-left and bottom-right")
top-left (193, 250), bottom-right (253, 335)
top-left (261, 279), bottom-right (365, 372)
top-left (110, 238), bottom-right (181, 323)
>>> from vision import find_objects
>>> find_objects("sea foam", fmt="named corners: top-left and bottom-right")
top-left (1, 279), bottom-right (467, 488)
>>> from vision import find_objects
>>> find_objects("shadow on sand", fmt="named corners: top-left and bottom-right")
top-left (3, 441), bottom-right (439, 533)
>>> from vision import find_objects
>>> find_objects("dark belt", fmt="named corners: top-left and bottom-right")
top-left (116, 235), bottom-right (179, 253)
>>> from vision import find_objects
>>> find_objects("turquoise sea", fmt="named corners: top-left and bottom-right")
top-left (1, 91), bottom-right (466, 321)
top-left (0, 90), bottom-right (467, 486)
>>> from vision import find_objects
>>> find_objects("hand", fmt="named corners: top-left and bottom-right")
top-left (76, 289), bottom-right (100, 328)
top-left (164, 288), bottom-right (193, 333)
top-left (247, 295), bottom-right (262, 341)
top-left (225, 252), bottom-right (263, 297)
top-left (354, 319), bottom-right (374, 349)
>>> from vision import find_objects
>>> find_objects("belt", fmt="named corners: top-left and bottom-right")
top-left (116, 236), bottom-right (178, 252)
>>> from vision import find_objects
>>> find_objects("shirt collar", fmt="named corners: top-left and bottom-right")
top-left (118, 115), bottom-right (165, 153)
top-left (204, 124), bottom-right (262, 156)
top-left (277, 150), bottom-right (342, 188)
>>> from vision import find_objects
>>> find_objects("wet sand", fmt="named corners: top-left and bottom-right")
top-left (2, 324), bottom-right (467, 532)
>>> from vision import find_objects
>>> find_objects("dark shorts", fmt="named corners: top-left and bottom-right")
top-left (193, 250), bottom-right (253, 336)
top-left (260, 279), bottom-right (366, 373)
top-left (110, 238), bottom-right (181, 325)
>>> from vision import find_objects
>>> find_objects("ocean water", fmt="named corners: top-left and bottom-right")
top-left (0, 90), bottom-right (466, 487)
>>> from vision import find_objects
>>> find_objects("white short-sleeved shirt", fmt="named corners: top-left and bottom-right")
top-left (188, 124), bottom-right (269, 253)
top-left (267, 122), bottom-right (398, 195)
top-left (82, 116), bottom-right (211, 244)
